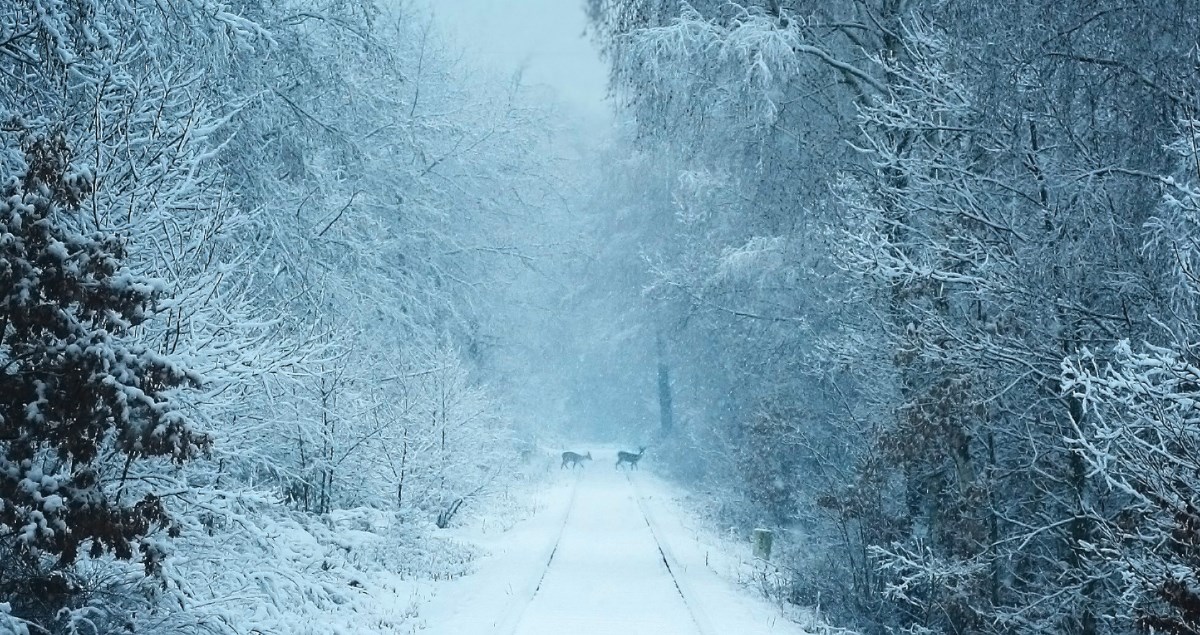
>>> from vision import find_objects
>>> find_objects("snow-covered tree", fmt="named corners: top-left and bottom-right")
top-left (1063, 117), bottom-right (1200, 635)
top-left (0, 133), bottom-right (208, 568)
top-left (587, 1), bottom-right (1200, 633)
top-left (1, 0), bottom-right (563, 631)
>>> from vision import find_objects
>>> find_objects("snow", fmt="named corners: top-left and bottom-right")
top-left (418, 452), bottom-right (817, 634)
top-left (0, 604), bottom-right (28, 635)
top-left (632, 477), bottom-right (822, 634)
top-left (511, 470), bottom-right (700, 634)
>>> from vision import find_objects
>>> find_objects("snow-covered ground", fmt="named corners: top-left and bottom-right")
top-left (417, 450), bottom-right (818, 634)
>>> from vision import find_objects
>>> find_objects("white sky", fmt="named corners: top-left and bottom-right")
top-left (422, 0), bottom-right (611, 120)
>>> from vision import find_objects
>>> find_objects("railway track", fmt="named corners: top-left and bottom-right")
top-left (627, 472), bottom-right (715, 635)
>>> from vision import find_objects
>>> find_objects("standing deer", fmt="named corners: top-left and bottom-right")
top-left (561, 451), bottom-right (592, 469)
top-left (615, 447), bottom-right (646, 470)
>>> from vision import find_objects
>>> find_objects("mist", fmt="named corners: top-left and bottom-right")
top-left (2, 1), bottom-right (1199, 634)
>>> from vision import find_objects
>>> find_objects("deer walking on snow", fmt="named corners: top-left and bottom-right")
top-left (615, 447), bottom-right (646, 470)
top-left (561, 451), bottom-right (592, 469)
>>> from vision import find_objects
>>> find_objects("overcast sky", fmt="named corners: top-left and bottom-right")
top-left (423, 0), bottom-right (611, 120)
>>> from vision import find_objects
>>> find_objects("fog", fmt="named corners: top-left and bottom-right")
top-left (422, 0), bottom-right (655, 448)
top-left (4, 1), bottom-right (1199, 634)
top-left (425, 0), bottom-right (610, 120)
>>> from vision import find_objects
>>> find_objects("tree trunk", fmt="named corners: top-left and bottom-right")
top-left (656, 330), bottom-right (674, 436)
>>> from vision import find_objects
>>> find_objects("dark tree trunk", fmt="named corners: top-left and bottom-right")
top-left (656, 330), bottom-right (673, 436)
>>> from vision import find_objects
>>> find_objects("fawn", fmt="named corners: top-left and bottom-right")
top-left (615, 447), bottom-right (646, 470)
top-left (561, 451), bottom-right (592, 469)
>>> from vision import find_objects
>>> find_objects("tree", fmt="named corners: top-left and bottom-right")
top-left (587, 1), bottom-right (1200, 634)
top-left (0, 134), bottom-right (208, 570)
top-left (1062, 116), bottom-right (1200, 635)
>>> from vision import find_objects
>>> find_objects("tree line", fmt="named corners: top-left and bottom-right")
top-left (0, 1), bottom-right (558, 632)
top-left (582, 2), bottom-right (1200, 635)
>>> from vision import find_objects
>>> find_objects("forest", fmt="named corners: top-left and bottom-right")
top-left (2, 0), bottom-right (1199, 634)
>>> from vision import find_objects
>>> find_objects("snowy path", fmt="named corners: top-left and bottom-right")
top-left (511, 467), bottom-right (703, 634)
top-left (418, 457), bottom-right (813, 635)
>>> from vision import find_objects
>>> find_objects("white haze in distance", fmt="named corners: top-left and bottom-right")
top-left (422, 0), bottom-right (611, 121)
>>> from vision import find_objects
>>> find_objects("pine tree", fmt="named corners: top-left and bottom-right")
top-left (0, 134), bottom-right (208, 571)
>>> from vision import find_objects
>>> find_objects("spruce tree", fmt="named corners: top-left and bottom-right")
top-left (0, 134), bottom-right (209, 571)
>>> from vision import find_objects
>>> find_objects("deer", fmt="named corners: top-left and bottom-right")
top-left (615, 446), bottom-right (646, 470)
top-left (561, 451), bottom-right (592, 469)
